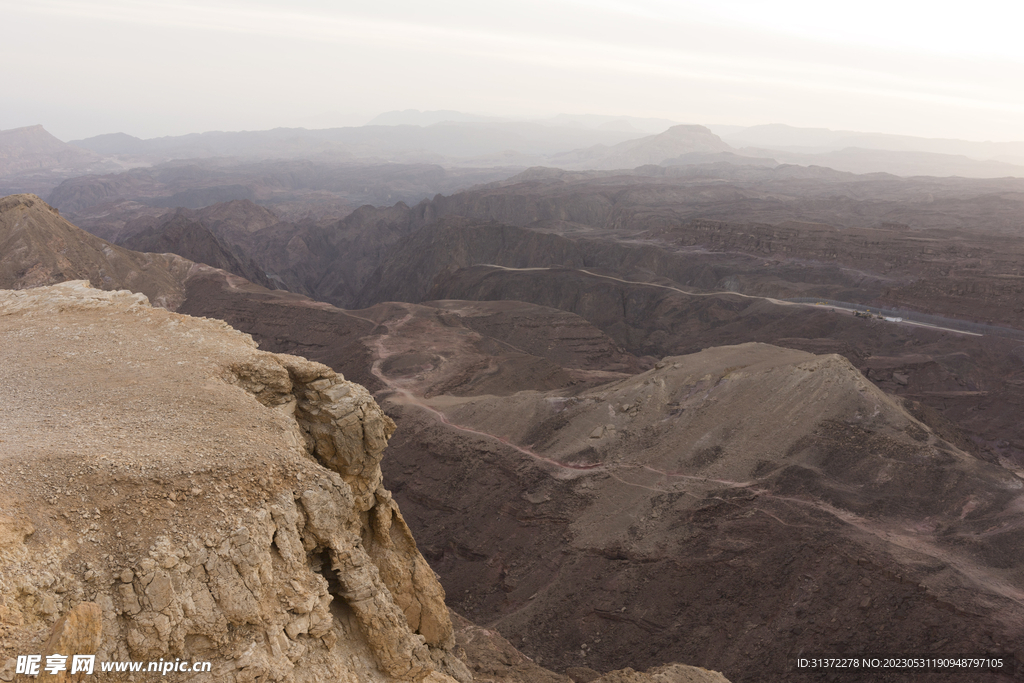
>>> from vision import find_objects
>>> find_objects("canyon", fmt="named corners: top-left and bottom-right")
top-left (0, 280), bottom-right (728, 683)
top-left (3, 136), bottom-right (1024, 682)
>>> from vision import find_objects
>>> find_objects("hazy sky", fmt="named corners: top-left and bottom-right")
top-left (3, 0), bottom-right (1023, 141)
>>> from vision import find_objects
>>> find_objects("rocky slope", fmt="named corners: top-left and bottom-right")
top-left (49, 192), bottom-right (426, 306)
top-left (348, 186), bottom-right (1024, 466)
top-left (0, 194), bottom-right (195, 309)
top-left (169, 259), bottom-right (1024, 680)
top-left (0, 280), bottom-right (730, 683)
top-left (176, 200), bottom-right (282, 246)
top-left (411, 168), bottom-right (1024, 323)
top-left (0, 281), bottom-right (469, 682)
top-left (227, 202), bottom-right (426, 305)
top-left (44, 161), bottom-right (518, 241)
top-left (64, 163), bottom-right (1024, 320)
top-left (120, 214), bottom-right (275, 289)
top-left (379, 343), bottom-right (1024, 681)
top-left (449, 612), bottom-right (727, 683)
top-left (426, 263), bottom-right (1024, 466)
top-left (175, 266), bottom-right (647, 397)
top-left (127, 199), bottom-right (429, 306)
top-left (6, 190), bottom-right (1023, 680)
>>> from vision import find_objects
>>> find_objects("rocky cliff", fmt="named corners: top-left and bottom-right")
top-left (0, 281), bottom-right (468, 682)
top-left (0, 281), bottom-right (730, 683)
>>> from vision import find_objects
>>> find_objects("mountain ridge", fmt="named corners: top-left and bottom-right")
top-left (0, 125), bottom-right (105, 178)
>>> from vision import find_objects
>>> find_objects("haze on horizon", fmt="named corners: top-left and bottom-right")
top-left (3, 0), bottom-right (1023, 143)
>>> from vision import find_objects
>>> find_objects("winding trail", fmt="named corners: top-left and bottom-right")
top-left (476, 263), bottom-right (792, 304)
top-left (366, 306), bottom-right (601, 473)
top-left (640, 463), bottom-right (753, 488)
top-left (355, 294), bottom-right (1024, 622)
top-left (475, 264), bottom-right (989, 337)
top-left (361, 303), bottom-right (778, 489)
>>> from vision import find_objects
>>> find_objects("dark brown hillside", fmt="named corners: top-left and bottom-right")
top-left (171, 257), bottom-right (1024, 681)
top-left (379, 343), bottom-right (1024, 682)
top-left (162, 262), bottom-right (1024, 682)
top-left (175, 266), bottom-right (382, 390)
top-left (415, 169), bottom-right (1024, 327)
top-left (174, 267), bottom-right (1024, 681)
top-left (246, 202), bottom-right (427, 305)
top-left (355, 219), bottom-right (890, 309)
top-left (113, 198), bottom-right (428, 305)
top-left (429, 265), bottom-right (1024, 464)
top-left (176, 266), bottom-right (645, 396)
top-left (120, 214), bottom-right (275, 288)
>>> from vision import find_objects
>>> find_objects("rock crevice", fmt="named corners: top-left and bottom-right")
top-left (0, 281), bottom-right (464, 683)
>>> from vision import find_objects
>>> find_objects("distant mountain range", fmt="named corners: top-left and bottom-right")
top-left (550, 124), bottom-right (732, 169)
top-left (713, 123), bottom-right (1024, 165)
top-left (61, 118), bottom-right (1024, 178)
top-left (4, 114), bottom-right (1024, 199)
top-left (0, 125), bottom-right (115, 179)
top-left (66, 122), bottom-right (648, 165)
top-left (367, 109), bottom-right (681, 134)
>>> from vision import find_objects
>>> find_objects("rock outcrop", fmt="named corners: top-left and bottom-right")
top-left (0, 281), bottom-right (467, 682)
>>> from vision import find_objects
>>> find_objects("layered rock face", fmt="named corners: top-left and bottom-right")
top-left (0, 281), bottom-right (467, 682)
top-left (119, 215), bottom-right (276, 290)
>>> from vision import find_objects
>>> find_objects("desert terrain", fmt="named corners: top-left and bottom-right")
top-left (3, 115), bottom-right (1024, 682)
top-left (0, 280), bottom-right (729, 683)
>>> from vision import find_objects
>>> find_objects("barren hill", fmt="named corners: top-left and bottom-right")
top-left (0, 194), bottom-right (194, 309)
top-left (120, 214), bottom-right (275, 289)
top-left (379, 342), bottom-right (1024, 681)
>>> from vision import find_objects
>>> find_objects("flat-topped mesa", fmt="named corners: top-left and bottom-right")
top-left (0, 281), bottom-right (467, 682)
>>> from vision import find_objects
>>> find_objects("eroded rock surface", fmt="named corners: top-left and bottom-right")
top-left (0, 281), bottom-right (466, 682)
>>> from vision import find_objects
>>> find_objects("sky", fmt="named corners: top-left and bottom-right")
top-left (2, 0), bottom-right (1023, 142)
